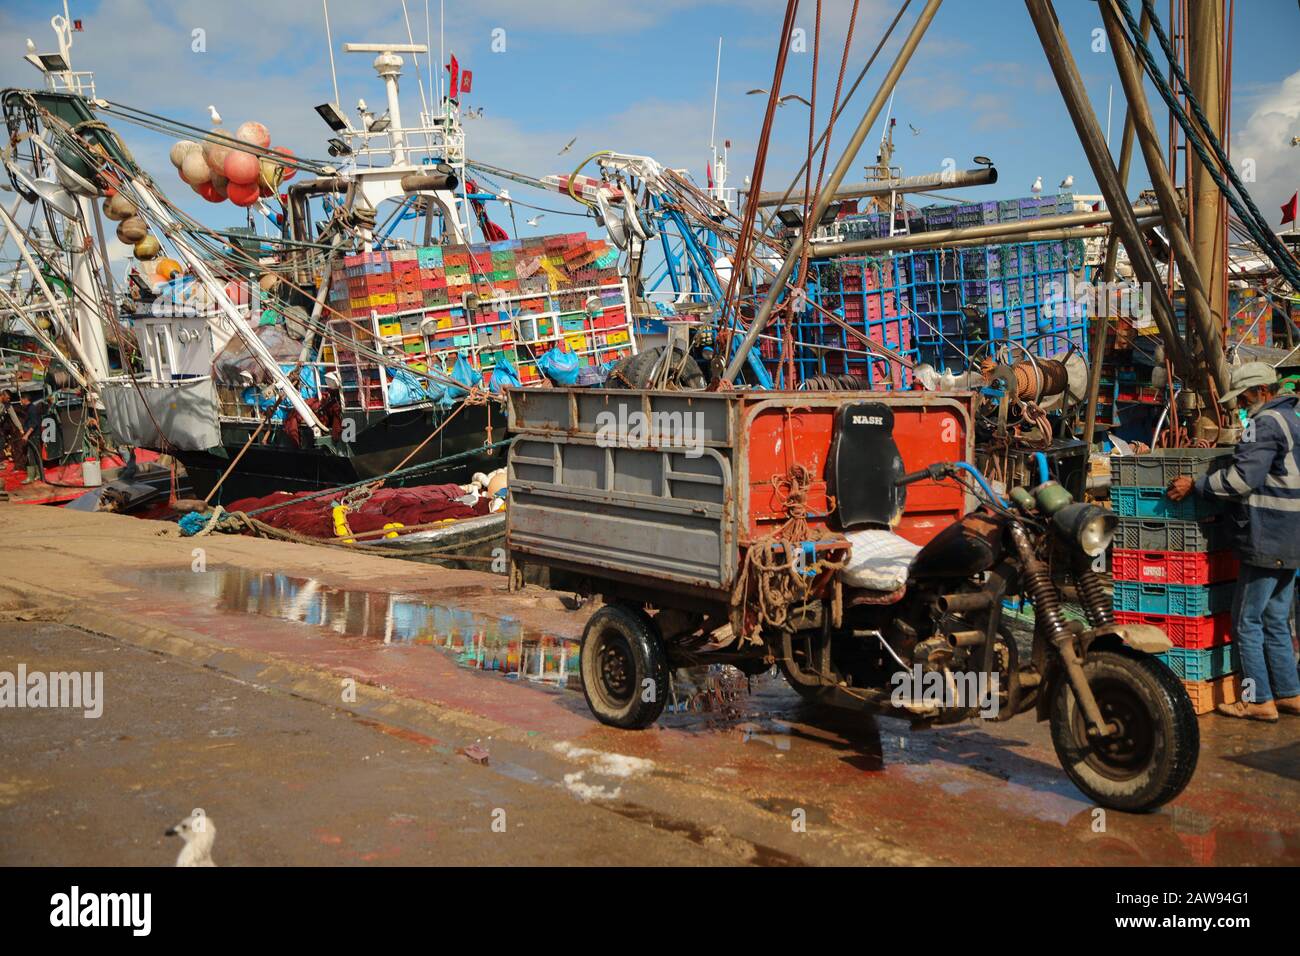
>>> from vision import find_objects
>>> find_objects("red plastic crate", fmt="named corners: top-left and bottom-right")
top-left (1111, 549), bottom-right (1238, 585)
top-left (1114, 610), bottom-right (1232, 649)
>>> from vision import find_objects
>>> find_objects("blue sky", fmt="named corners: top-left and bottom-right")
top-left (2, 0), bottom-right (1298, 249)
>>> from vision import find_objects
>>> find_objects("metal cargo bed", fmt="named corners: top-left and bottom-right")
top-left (505, 388), bottom-right (976, 601)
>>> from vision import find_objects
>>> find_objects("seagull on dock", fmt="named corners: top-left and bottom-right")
top-left (558, 137), bottom-right (577, 156)
top-left (1059, 174), bottom-right (1074, 189)
top-left (526, 214), bottom-right (545, 228)
top-left (207, 105), bottom-right (223, 126)
top-left (166, 811), bottom-right (217, 867)
top-left (1031, 176), bottom-right (1043, 194)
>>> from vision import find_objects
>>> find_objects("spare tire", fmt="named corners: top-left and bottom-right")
top-left (609, 344), bottom-right (706, 390)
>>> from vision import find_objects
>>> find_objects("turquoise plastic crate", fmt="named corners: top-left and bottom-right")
top-left (1111, 485), bottom-right (1225, 520)
top-left (1156, 644), bottom-right (1239, 681)
top-left (1113, 581), bottom-right (1235, 616)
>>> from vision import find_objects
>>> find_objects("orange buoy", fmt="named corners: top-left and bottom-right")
top-left (226, 179), bottom-right (260, 206)
top-left (224, 149), bottom-right (259, 185)
top-left (155, 257), bottom-right (183, 280)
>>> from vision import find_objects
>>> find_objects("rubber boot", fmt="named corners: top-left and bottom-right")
top-left (21, 465), bottom-right (35, 485)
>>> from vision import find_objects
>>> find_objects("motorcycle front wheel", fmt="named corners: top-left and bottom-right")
top-left (1049, 649), bottom-right (1199, 813)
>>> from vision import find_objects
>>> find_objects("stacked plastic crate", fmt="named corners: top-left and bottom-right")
top-left (1110, 449), bottom-right (1242, 714)
top-left (919, 193), bottom-right (1073, 229)
top-left (324, 233), bottom-right (632, 408)
top-left (902, 238), bottom-right (1090, 369)
top-left (792, 256), bottom-right (918, 388)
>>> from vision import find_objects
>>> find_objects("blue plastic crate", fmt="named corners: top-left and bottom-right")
top-left (1113, 581), bottom-right (1235, 616)
top-left (1111, 485), bottom-right (1225, 520)
top-left (1156, 644), bottom-right (1239, 681)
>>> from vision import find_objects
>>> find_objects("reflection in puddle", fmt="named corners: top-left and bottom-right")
top-left (129, 567), bottom-right (577, 685)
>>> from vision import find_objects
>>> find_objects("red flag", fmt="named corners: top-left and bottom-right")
top-left (446, 55), bottom-right (459, 101)
top-left (460, 70), bottom-right (473, 94)
top-left (1282, 192), bottom-right (1298, 226)
top-left (706, 163), bottom-right (713, 189)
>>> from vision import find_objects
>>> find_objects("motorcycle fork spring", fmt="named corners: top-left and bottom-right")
top-left (1008, 524), bottom-right (1069, 641)
top-left (1073, 566), bottom-right (1114, 628)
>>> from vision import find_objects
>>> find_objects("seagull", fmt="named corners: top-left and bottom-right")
top-left (558, 137), bottom-right (577, 156)
top-left (526, 214), bottom-right (545, 227)
top-left (497, 188), bottom-right (512, 206)
top-left (165, 811), bottom-right (217, 867)
top-left (748, 89), bottom-right (811, 109)
top-left (1059, 174), bottom-right (1074, 189)
top-left (1031, 176), bottom-right (1043, 194)
top-left (207, 105), bottom-right (222, 126)
top-left (26, 38), bottom-right (36, 53)
top-left (908, 123), bottom-right (922, 136)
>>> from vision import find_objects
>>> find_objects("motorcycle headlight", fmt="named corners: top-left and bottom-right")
top-left (1053, 502), bottom-right (1117, 557)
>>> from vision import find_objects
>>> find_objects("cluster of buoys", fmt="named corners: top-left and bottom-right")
top-left (170, 120), bottom-right (296, 209)
top-left (100, 186), bottom-right (163, 268)
top-left (99, 185), bottom-right (181, 281)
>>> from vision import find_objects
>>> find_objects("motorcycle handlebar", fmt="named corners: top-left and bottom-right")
top-left (896, 464), bottom-right (950, 487)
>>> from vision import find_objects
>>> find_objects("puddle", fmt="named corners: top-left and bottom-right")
top-left (127, 567), bottom-right (578, 685)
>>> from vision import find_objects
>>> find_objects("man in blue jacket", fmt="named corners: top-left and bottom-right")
top-left (1169, 362), bottom-right (1300, 721)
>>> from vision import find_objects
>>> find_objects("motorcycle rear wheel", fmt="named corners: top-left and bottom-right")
top-left (1049, 649), bottom-right (1199, 813)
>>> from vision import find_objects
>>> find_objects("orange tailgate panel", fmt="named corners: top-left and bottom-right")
top-left (744, 398), bottom-right (972, 546)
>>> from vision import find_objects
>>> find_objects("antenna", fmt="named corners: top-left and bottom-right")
top-left (709, 36), bottom-right (722, 155)
top-left (343, 42), bottom-right (429, 165)
top-left (322, 0), bottom-right (340, 106)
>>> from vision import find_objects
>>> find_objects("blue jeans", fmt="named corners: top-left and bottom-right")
top-left (1232, 563), bottom-right (1300, 703)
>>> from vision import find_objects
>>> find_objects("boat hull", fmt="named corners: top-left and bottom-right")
top-left (173, 402), bottom-right (505, 504)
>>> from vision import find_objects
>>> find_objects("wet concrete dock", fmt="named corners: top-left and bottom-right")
top-left (1, 504), bottom-right (1296, 865)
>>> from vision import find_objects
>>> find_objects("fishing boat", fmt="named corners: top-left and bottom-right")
top-left (1, 9), bottom-right (642, 504)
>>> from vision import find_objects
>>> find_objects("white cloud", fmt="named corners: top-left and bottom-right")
top-left (1232, 68), bottom-right (1300, 229)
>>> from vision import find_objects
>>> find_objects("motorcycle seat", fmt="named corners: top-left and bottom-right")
top-left (840, 528), bottom-right (921, 593)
